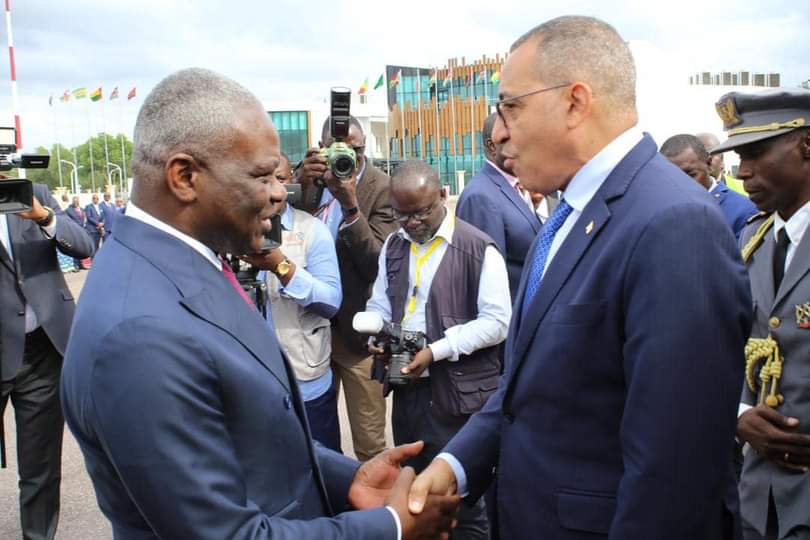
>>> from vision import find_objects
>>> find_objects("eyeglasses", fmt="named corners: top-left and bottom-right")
top-left (495, 83), bottom-right (570, 128)
top-left (392, 199), bottom-right (440, 223)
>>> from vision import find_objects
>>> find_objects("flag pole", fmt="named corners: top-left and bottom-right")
top-left (416, 68), bottom-right (424, 159)
top-left (470, 67), bottom-right (476, 170)
top-left (119, 98), bottom-right (128, 194)
top-left (85, 98), bottom-right (96, 192)
top-left (51, 104), bottom-right (64, 187)
top-left (101, 93), bottom-right (112, 191)
top-left (449, 67), bottom-right (458, 180)
top-left (398, 72), bottom-right (406, 160)
top-left (432, 68), bottom-right (441, 183)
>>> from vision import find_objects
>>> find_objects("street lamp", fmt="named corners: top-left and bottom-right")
top-left (60, 159), bottom-right (80, 195)
top-left (107, 162), bottom-right (123, 194)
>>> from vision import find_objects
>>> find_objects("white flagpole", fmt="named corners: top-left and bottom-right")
top-left (85, 97), bottom-right (97, 192)
top-left (52, 105), bottom-right (64, 187)
top-left (470, 68), bottom-right (476, 168)
top-left (433, 68), bottom-right (441, 183)
top-left (398, 71), bottom-right (406, 160)
top-left (449, 67), bottom-right (458, 179)
top-left (101, 95), bottom-right (111, 190)
top-left (416, 68), bottom-right (424, 159)
top-left (118, 94), bottom-right (128, 193)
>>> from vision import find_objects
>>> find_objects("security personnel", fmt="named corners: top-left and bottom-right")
top-left (711, 88), bottom-right (810, 540)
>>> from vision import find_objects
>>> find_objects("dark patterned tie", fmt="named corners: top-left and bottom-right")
top-left (220, 257), bottom-right (256, 309)
top-left (522, 199), bottom-right (573, 318)
top-left (773, 228), bottom-right (790, 292)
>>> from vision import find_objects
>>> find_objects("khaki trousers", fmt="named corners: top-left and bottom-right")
top-left (331, 332), bottom-right (386, 461)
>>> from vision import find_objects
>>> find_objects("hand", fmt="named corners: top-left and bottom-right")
top-left (386, 467), bottom-right (459, 540)
top-left (738, 405), bottom-right (810, 472)
top-left (241, 248), bottom-right (286, 272)
top-left (295, 148), bottom-right (328, 189)
top-left (408, 458), bottom-right (458, 514)
top-left (402, 348), bottom-right (433, 379)
top-left (324, 168), bottom-right (359, 210)
top-left (348, 441), bottom-right (424, 509)
top-left (15, 196), bottom-right (49, 222)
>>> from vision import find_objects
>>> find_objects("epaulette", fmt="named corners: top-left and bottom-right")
top-left (741, 213), bottom-right (775, 263)
top-left (746, 211), bottom-right (769, 225)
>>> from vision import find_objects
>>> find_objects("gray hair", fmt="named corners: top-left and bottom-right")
top-left (512, 16), bottom-right (636, 117)
top-left (391, 160), bottom-right (441, 192)
top-left (132, 68), bottom-right (263, 181)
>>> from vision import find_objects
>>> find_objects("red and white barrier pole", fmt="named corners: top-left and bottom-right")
top-left (5, 0), bottom-right (22, 150)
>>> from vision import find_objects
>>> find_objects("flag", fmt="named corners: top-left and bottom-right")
top-left (73, 87), bottom-right (87, 99)
top-left (60, 90), bottom-right (70, 103)
top-left (48, 95), bottom-right (53, 106)
top-left (127, 87), bottom-right (137, 100)
top-left (443, 71), bottom-right (452, 87)
top-left (477, 69), bottom-right (488, 83)
top-left (429, 70), bottom-right (437, 87)
top-left (90, 87), bottom-right (103, 102)
top-left (373, 74), bottom-right (384, 90)
top-left (358, 78), bottom-right (369, 95)
top-left (389, 69), bottom-right (401, 89)
top-left (490, 70), bottom-right (501, 83)
top-left (110, 86), bottom-right (119, 100)
top-left (415, 76), bottom-right (421, 93)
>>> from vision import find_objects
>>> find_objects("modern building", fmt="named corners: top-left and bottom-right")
top-left (689, 71), bottom-right (781, 87)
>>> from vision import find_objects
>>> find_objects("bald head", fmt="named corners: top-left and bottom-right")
top-left (391, 160), bottom-right (442, 194)
top-left (132, 67), bottom-right (264, 189)
top-left (512, 16), bottom-right (636, 118)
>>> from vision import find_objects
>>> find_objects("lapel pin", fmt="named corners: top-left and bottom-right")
top-left (585, 221), bottom-right (594, 235)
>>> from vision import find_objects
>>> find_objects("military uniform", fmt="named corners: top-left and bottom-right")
top-left (711, 89), bottom-right (810, 540)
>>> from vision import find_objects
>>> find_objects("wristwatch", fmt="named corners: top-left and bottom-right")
top-left (274, 258), bottom-right (292, 278)
top-left (36, 206), bottom-right (55, 227)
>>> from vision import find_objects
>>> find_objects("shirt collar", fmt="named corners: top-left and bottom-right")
top-left (709, 177), bottom-right (720, 193)
top-left (281, 203), bottom-right (294, 230)
top-left (561, 126), bottom-right (644, 212)
top-left (486, 159), bottom-right (519, 189)
top-left (397, 206), bottom-right (455, 246)
top-left (774, 199), bottom-right (810, 246)
top-left (125, 202), bottom-right (222, 270)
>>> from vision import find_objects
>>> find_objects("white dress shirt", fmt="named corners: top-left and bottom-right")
top-left (366, 208), bottom-right (512, 373)
top-left (125, 202), bottom-right (222, 270)
top-left (439, 125), bottom-right (645, 495)
top-left (0, 212), bottom-right (58, 333)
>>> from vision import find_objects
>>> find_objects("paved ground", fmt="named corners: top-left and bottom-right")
top-left (1, 270), bottom-right (394, 539)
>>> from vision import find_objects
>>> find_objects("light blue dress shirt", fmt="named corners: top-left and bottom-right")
top-left (260, 204), bottom-right (342, 401)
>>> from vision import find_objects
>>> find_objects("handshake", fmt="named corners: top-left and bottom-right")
top-left (348, 441), bottom-right (461, 539)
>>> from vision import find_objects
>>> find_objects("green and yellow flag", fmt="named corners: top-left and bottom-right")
top-left (73, 87), bottom-right (87, 99)
top-left (358, 78), bottom-right (369, 95)
top-left (373, 74), bottom-right (384, 90)
top-left (90, 87), bottom-right (103, 102)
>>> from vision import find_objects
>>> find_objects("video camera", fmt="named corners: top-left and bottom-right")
top-left (353, 311), bottom-right (427, 387)
top-left (0, 127), bottom-right (50, 214)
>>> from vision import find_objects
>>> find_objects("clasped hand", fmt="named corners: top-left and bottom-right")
top-left (738, 404), bottom-right (810, 472)
top-left (348, 441), bottom-right (459, 539)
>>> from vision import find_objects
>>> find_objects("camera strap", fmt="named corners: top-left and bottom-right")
top-left (402, 237), bottom-right (444, 322)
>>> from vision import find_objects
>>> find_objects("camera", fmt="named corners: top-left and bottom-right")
top-left (0, 127), bottom-right (50, 214)
top-left (261, 182), bottom-right (301, 251)
top-left (353, 311), bottom-right (427, 387)
top-left (319, 88), bottom-right (356, 179)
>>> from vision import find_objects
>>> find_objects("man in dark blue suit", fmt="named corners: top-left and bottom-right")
top-left (409, 16), bottom-right (752, 540)
top-left (99, 192), bottom-right (118, 235)
top-left (83, 193), bottom-right (104, 251)
top-left (60, 68), bottom-right (457, 540)
top-left (456, 112), bottom-right (542, 300)
top-left (661, 134), bottom-right (757, 240)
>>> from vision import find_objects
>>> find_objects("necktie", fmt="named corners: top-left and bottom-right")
top-left (220, 257), bottom-right (256, 309)
top-left (773, 227), bottom-right (790, 292)
top-left (522, 199), bottom-right (573, 317)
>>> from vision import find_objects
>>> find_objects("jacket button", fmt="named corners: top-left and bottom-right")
top-left (769, 317), bottom-right (780, 329)
top-left (283, 395), bottom-right (292, 410)
top-left (503, 413), bottom-right (515, 424)
top-left (18, 310), bottom-right (25, 316)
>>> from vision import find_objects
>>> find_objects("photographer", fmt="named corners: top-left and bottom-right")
top-left (1, 178), bottom-right (94, 539)
top-left (296, 114), bottom-right (397, 461)
top-left (244, 152), bottom-right (343, 452)
top-left (364, 161), bottom-right (511, 539)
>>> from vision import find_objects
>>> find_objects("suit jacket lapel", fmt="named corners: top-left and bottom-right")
top-left (486, 164), bottom-right (541, 233)
top-left (750, 231), bottom-right (777, 309)
top-left (774, 232), bottom-right (810, 308)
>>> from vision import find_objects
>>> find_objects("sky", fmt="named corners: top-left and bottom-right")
top-left (0, 0), bottom-right (808, 151)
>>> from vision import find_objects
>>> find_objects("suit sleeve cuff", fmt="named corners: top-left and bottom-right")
top-left (385, 506), bottom-right (402, 540)
top-left (436, 453), bottom-right (468, 497)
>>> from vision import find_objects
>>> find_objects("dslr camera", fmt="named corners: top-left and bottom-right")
top-left (0, 127), bottom-right (50, 214)
top-left (319, 87), bottom-right (356, 180)
top-left (353, 311), bottom-right (427, 387)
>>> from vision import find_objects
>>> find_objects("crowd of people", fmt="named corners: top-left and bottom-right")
top-left (1, 13), bottom-right (809, 540)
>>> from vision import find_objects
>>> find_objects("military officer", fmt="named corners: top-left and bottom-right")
top-left (711, 88), bottom-right (810, 540)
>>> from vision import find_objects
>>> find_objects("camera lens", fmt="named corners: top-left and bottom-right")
top-left (0, 192), bottom-right (10, 204)
top-left (332, 155), bottom-right (355, 179)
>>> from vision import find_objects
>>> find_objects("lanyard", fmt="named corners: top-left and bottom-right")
top-left (404, 237), bottom-right (444, 320)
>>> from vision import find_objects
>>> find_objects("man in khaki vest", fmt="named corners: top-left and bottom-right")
top-left (247, 153), bottom-right (343, 451)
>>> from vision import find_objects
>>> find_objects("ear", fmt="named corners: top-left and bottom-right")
top-left (164, 153), bottom-right (202, 204)
top-left (484, 138), bottom-right (497, 156)
top-left (800, 129), bottom-right (810, 160)
top-left (566, 82), bottom-right (593, 129)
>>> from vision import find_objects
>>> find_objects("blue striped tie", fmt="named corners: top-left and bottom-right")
top-left (522, 199), bottom-right (573, 317)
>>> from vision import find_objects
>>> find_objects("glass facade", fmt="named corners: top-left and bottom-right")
top-left (386, 63), bottom-right (501, 193)
top-left (268, 111), bottom-right (310, 165)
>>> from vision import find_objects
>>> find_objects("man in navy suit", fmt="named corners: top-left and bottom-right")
top-left (456, 112), bottom-right (542, 300)
top-left (83, 193), bottom-right (104, 251)
top-left (661, 134), bottom-right (757, 240)
top-left (409, 16), bottom-right (752, 540)
top-left (99, 192), bottom-right (118, 235)
top-left (61, 68), bottom-right (457, 540)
